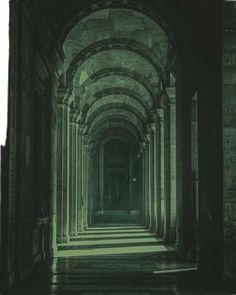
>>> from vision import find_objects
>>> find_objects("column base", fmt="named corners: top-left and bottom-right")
top-left (69, 230), bottom-right (77, 237)
top-left (77, 226), bottom-right (83, 233)
top-left (175, 243), bottom-right (195, 262)
top-left (56, 236), bottom-right (69, 244)
top-left (168, 227), bottom-right (176, 243)
top-left (149, 225), bottom-right (156, 233)
top-left (155, 229), bottom-right (163, 239)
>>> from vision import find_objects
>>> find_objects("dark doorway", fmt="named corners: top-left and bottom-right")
top-left (104, 139), bottom-right (130, 211)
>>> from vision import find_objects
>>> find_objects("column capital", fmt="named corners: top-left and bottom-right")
top-left (150, 108), bottom-right (165, 123)
top-left (83, 134), bottom-right (89, 145)
top-left (57, 87), bottom-right (74, 106)
top-left (155, 108), bottom-right (165, 123)
top-left (166, 87), bottom-right (176, 105)
top-left (150, 108), bottom-right (159, 123)
top-left (71, 108), bottom-right (81, 124)
top-left (87, 143), bottom-right (93, 152)
top-left (160, 92), bottom-right (170, 111)
top-left (78, 124), bottom-right (87, 135)
top-left (150, 122), bottom-right (158, 132)
top-left (69, 107), bottom-right (77, 122)
top-left (146, 133), bottom-right (151, 143)
top-left (142, 135), bottom-right (150, 146)
top-left (146, 124), bottom-right (155, 135)
top-left (139, 141), bottom-right (146, 152)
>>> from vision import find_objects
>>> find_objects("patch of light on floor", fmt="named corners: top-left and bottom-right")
top-left (74, 232), bottom-right (155, 239)
top-left (86, 225), bottom-right (144, 230)
top-left (83, 228), bottom-right (147, 233)
top-left (61, 237), bottom-right (161, 246)
top-left (152, 267), bottom-right (197, 274)
top-left (56, 245), bottom-right (169, 257)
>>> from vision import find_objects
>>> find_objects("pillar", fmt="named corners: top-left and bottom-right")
top-left (82, 135), bottom-right (89, 229)
top-left (99, 144), bottom-right (104, 214)
top-left (146, 125), bottom-right (155, 231)
top-left (88, 148), bottom-right (96, 225)
top-left (69, 111), bottom-right (78, 237)
top-left (191, 94), bottom-right (198, 255)
top-left (140, 143), bottom-right (146, 224)
top-left (157, 109), bottom-right (165, 237)
top-left (150, 110), bottom-right (162, 236)
top-left (129, 152), bottom-right (133, 212)
top-left (77, 124), bottom-right (87, 233)
top-left (161, 94), bottom-right (171, 242)
top-left (143, 138), bottom-right (150, 227)
top-left (167, 88), bottom-right (177, 243)
top-left (56, 88), bottom-right (71, 244)
top-left (198, 59), bottom-right (223, 280)
top-left (49, 74), bottom-right (59, 256)
top-left (175, 71), bottom-right (194, 259)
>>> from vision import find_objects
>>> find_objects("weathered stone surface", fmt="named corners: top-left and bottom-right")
top-left (223, 3), bottom-right (236, 276)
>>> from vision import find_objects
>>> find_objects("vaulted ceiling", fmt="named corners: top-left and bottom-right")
top-left (59, 6), bottom-right (171, 149)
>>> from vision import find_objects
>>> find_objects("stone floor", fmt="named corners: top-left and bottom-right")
top-left (3, 222), bottom-right (234, 295)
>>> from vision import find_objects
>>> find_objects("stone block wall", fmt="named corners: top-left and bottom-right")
top-left (0, 0), bottom-right (62, 288)
top-left (223, 2), bottom-right (236, 277)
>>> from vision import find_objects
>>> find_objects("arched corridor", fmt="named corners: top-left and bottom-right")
top-left (0, 0), bottom-right (236, 294)
top-left (54, 7), bottom-right (192, 260)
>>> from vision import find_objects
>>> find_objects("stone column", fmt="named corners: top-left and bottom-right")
top-left (88, 147), bottom-right (96, 225)
top-left (156, 109), bottom-right (165, 237)
top-left (161, 93), bottom-right (171, 242)
top-left (176, 72), bottom-right (194, 260)
top-left (143, 138), bottom-right (150, 227)
top-left (129, 152), bottom-right (133, 212)
top-left (140, 143), bottom-right (146, 224)
top-left (191, 94), bottom-right (198, 255)
top-left (167, 88), bottom-right (177, 243)
top-left (147, 125), bottom-right (155, 231)
top-left (69, 110), bottom-right (77, 237)
top-left (49, 75), bottom-right (58, 255)
top-left (99, 144), bottom-right (104, 214)
top-left (77, 124), bottom-right (87, 233)
top-left (198, 59), bottom-right (223, 279)
top-left (87, 143), bottom-right (95, 227)
top-left (150, 110), bottom-right (162, 236)
top-left (83, 135), bottom-right (89, 229)
top-left (56, 89), bottom-right (71, 244)
top-left (74, 119), bottom-right (80, 235)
